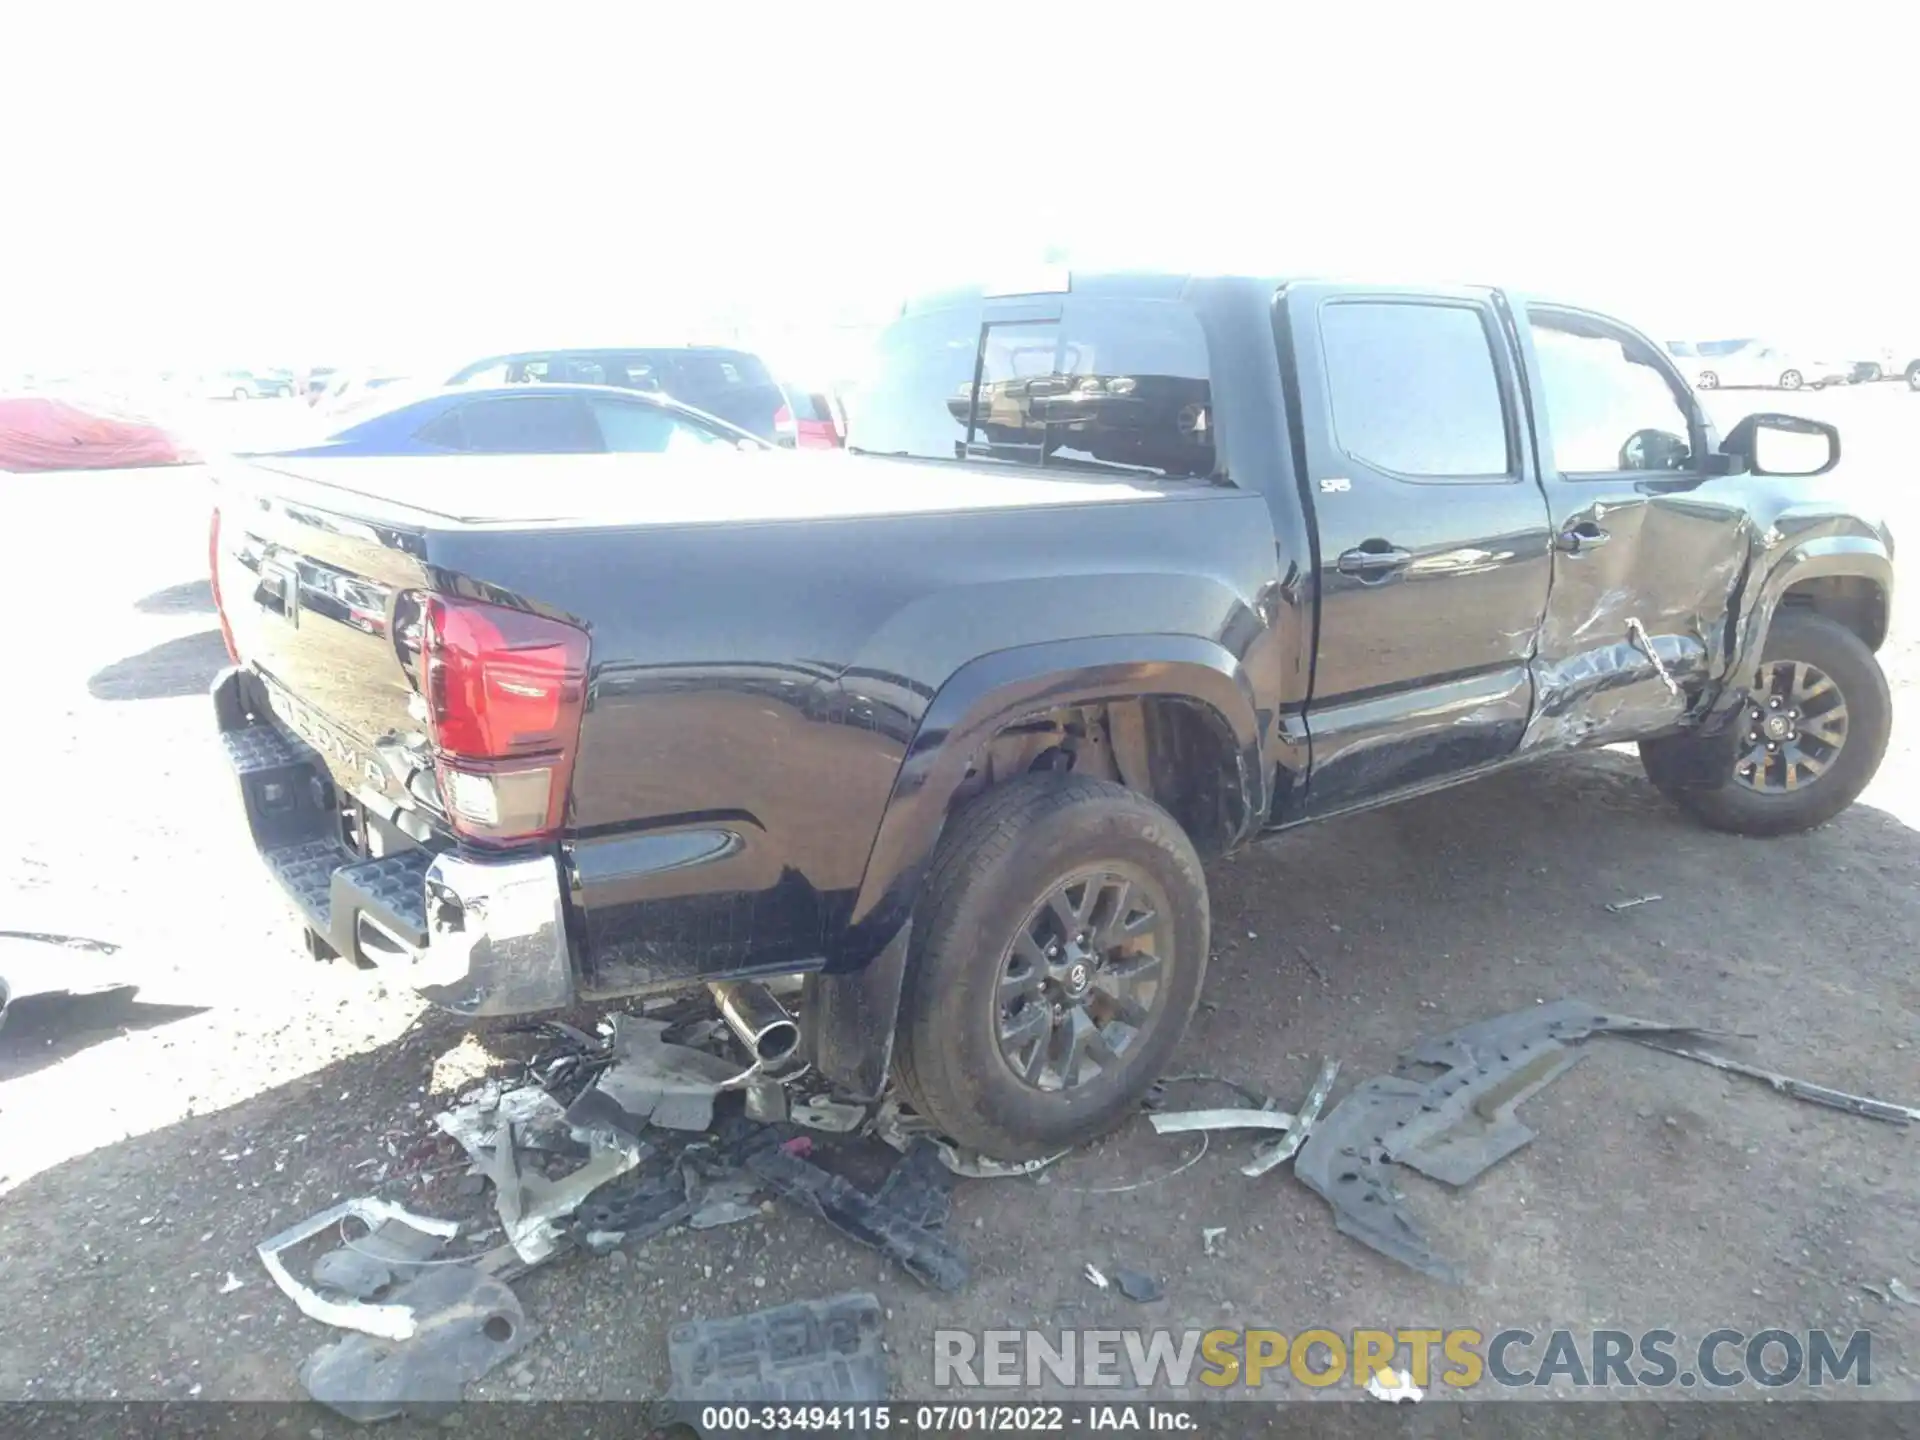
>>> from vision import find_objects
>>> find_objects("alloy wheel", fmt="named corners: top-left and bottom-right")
top-left (1733, 659), bottom-right (1848, 793)
top-left (995, 867), bottom-right (1170, 1092)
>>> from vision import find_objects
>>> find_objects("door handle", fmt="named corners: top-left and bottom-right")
top-left (1336, 541), bottom-right (1412, 581)
top-left (1557, 521), bottom-right (1611, 554)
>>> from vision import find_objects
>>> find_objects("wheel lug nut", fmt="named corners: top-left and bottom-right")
top-left (1769, 698), bottom-right (1781, 708)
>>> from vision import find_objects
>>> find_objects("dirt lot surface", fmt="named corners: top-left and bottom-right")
top-left (3, 387), bottom-right (1918, 1422)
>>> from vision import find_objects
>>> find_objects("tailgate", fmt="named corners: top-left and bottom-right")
top-left (213, 463), bottom-right (443, 830)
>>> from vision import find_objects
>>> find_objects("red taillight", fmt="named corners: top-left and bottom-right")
top-left (420, 595), bottom-right (590, 846)
top-left (209, 506), bottom-right (239, 663)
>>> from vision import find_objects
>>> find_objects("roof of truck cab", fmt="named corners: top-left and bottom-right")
top-left (898, 270), bottom-right (1518, 314)
top-left (235, 449), bottom-right (1212, 529)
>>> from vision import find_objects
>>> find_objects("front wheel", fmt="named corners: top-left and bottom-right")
top-left (1642, 610), bottom-right (1890, 836)
top-left (1696, 370), bottom-right (1719, 390)
top-left (1779, 369), bottom-right (1804, 390)
top-left (1907, 361), bottom-right (1920, 391)
top-left (892, 774), bottom-right (1209, 1161)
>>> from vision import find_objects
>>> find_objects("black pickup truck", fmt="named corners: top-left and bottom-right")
top-left (210, 272), bottom-right (1895, 1160)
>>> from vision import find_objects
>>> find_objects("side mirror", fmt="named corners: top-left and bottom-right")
top-left (1720, 412), bottom-right (1839, 478)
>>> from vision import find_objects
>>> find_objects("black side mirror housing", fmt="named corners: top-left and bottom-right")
top-left (1719, 412), bottom-right (1840, 478)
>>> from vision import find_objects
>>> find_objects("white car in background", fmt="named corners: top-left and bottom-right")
top-left (1665, 340), bottom-right (1849, 392)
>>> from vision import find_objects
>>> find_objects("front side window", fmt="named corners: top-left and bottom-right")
top-left (1529, 313), bottom-right (1695, 474)
top-left (848, 298), bottom-right (1216, 479)
top-left (1319, 301), bottom-right (1511, 480)
top-left (448, 395), bottom-right (600, 453)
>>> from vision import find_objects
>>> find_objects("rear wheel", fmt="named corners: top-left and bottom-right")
top-left (892, 774), bottom-right (1209, 1161)
top-left (1696, 370), bottom-right (1719, 390)
top-left (1907, 361), bottom-right (1920, 391)
top-left (1642, 610), bottom-right (1889, 836)
top-left (1780, 369), bottom-right (1804, 390)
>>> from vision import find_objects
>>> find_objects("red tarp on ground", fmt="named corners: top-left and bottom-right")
top-left (0, 396), bottom-right (194, 472)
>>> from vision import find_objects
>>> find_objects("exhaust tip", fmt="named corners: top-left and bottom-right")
top-left (752, 1020), bottom-right (802, 1065)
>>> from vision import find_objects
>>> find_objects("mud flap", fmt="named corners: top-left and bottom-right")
top-left (802, 923), bottom-right (912, 1103)
top-left (1639, 695), bottom-right (1748, 792)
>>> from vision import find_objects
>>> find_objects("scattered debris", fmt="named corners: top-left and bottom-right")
top-left (662, 1293), bottom-right (887, 1414)
top-left (216, 1271), bottom-right (245, 1295)
top-left (872, 1095), bottom-right (1064, 1178)
top-left (1366, 1366), bottom-right (1424, 1403)
top-left (565, 1013), bottom-right (751, 1138)
top-left (1296, 1000), bottom-right (1713, 1282)
top-left (1083, 1263), bottom-right (1109, 1291)
top-left (575, 1162), bottom-right (695, 1252)
top-left (791, 1095), bottom-right (869, 1133)
top-left (744, 1076), bottom-right (789, 1124)
top-left (1201, 1227), bottom-right (1226, 1257)
top-left (746, 1142), bottom-right (970, 1293)
top-left (436, 1081), bottom-right (576, 1158)
top-left (1072, 1135), bottom-right (1210, 1194)
top-left (1242, 1058), bottom-right (1340, 1178)
top-left (1891, 1279), bottom-right (1920, 1308)
top-left (312, 1213), bottom-right (454, 1301)
top-left (1630, 1037), bottom-right (1920, 1125)
top-left (257, 1198), bottom-right (461, 1340)
top-left (1115, 1268), bottom-right (1164, 1302)
top-left (1148, 1107), bottom-right (1296, 1136)
top-left (686, 1171), bottom-right (764, 1231)
top-left (487, 1123), bottom-right (641, 1266)
top-left (1863, 1281), bottom-right (1892, 1303)
top-left (1604, 894), bottom-right (1663, 913)
top-left (301, 1264), bottom-right (531, 1422)
top-left (871, 1139), bottom-right (957, 1232)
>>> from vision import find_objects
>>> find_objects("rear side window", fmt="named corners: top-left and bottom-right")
top-left (439, 395), bottom-right (601, 453)
top-left (606, 354), bottom-right (666, 392)
top-left (848, 299), bottom-right (1216, 479)
top-left (590, 398), bottom-right (731, 452)
top-left (1319, 302), bottom-right (1511, 480)
top-left (675, 352), bottom-right (773, 392)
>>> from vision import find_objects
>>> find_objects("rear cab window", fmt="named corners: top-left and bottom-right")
top-left (846, 292), bottom-right (1218, 481)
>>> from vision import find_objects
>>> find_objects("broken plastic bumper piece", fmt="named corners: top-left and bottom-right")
top-left (213, 665), bottom-right (574, 1016)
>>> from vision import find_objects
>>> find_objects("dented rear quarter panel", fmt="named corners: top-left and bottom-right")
top-left (407, 473), bottom-right (1286, 991)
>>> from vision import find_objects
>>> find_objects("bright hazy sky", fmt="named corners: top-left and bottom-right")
top-left (5, 4), bottom-right (1911, 378)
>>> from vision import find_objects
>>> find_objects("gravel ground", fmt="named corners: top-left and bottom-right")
top-left (2, 386), bottom-right (1917, 1419)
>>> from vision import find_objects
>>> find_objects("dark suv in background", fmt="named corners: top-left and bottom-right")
top-left (444, 347), bottom-right (796, 444)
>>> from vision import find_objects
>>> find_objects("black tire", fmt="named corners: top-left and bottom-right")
top-left (892, 774), bottom-right (1209, 1161)
top-left (1642, 610), bottom-right (1890, 836)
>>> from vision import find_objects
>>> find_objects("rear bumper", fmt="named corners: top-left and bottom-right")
top-left (212, 665), bottom-right (575, 1016)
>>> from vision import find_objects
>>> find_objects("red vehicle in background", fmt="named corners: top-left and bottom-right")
top-left (783, 385), bottom-right (847, 449)
top-left (0, 395), bottom-right (192, 472)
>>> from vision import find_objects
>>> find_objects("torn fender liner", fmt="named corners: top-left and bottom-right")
top-left (302, 1264), bottom-right (531, 1422)
top-left (747, 1145), bottom-right (970, 1293)
top-left (1295, 1000), bottom-right (1710, 1282)
top-left (662, 1292), bottom-right (887, 1421)
top-left (565, 1013), bottom-right (748, 1137)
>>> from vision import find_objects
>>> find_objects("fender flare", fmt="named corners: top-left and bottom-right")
top-left (836, 633), bottom-right (1265, 966)
top-left (1728, 536), bottom-right (1894, 690)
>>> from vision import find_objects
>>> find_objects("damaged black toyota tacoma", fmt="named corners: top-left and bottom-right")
top-left (210, 273), bottom-right (1895, 1161)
